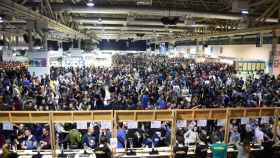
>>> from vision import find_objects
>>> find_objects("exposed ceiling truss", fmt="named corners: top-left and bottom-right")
top-left (0, 0), bottom-right (97, 42)
top-left (0, 0), bottom-right (279, 42)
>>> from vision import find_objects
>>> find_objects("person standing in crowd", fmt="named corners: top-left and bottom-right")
top-left (229, 126), bottom-right (241, 144)
top-left (236, 141), bottom-right (251, 158)
top-left (117, 123), bottom-right (126, 149)
top-left (66, 124), bottom-right (82, 149)
top-left (173, 135), bottom-right (188, 158)
top-left (254, 126), bottom-right (264, 144)
top-left (82, 127), bottom-right (98, 149)
top-left (94, 136), bottom-right (112, 158)
top-left (1, 55), bottom-right (280, 111)
top-left (40, 127), bottom-right (51, 149)
top-left (184, 126), bottom-right (200, 145)
top-left (21, 129), bottom-right (37, 150)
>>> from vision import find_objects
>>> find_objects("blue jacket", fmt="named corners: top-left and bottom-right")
top-left (82, 133), bottom-right (98, 149)
top-left (117, 129), bottom-right (126, 148)
top-left (22, 135), bottom-right (37, 150)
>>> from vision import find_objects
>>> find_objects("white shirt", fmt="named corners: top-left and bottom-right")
top-left (255, 128), bottom-right (264, 143)
top-left (184, 130), bottom-right (199, 144)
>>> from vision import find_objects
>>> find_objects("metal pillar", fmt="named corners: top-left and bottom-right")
top-left (27, 21), bottom-right (35, 52)
top-left (78, 39), bottom-right (81, 49)
top-left (72, 39), bottom-right (75, 48)
top-left (43, 31), bottom-right (48, 50)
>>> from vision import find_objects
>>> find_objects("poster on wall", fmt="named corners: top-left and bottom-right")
top-left (29, 58), bottom-right (48, 67)
top-left (28, 51), bottom-right (50, 76)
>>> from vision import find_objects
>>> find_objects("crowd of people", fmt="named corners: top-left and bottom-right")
top-left (0, 121), bottom-right (172, 157)
top-left (0, 124), bottom-right (51, 151)
top-left (0, 54), bottom-right (279, 111)
top-left (174, 118), bottom-right (280, 158)
top-left (117, 121), bottom-right (171, 149)
top-left (0, 122), bottom-right (113, 157)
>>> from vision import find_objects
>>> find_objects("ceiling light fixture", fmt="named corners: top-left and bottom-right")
top-left (98, 17), bottom-right (102, 23)
top-left (86, 0), bottom-right (95, 7)
top-left (241, 10), bottom-right (249, 15)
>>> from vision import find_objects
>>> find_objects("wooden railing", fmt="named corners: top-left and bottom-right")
top-left (0, 107), bottom-right (279, 158)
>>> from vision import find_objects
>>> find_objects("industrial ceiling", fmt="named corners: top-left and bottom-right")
top-left (0, 0), bottom-right (279, 42)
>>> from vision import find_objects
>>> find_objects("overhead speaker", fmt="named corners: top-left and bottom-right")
top-left (136, 33), bottom-right (145, 37)
top-left (161, 17), bottom-right (180, 25)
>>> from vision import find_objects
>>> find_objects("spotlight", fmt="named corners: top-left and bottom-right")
top-left (86, 0), bottom-right (95, 7)
top-left (241, 10), bottom-right (249, 15)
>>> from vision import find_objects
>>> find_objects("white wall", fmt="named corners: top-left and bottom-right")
top-left (219, 44), bottom-right (272, 61)
top-left (176, 44), bottom-right (275, 62)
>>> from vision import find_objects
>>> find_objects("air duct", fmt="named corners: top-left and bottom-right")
top-left (74, 17), bottom-right (207, 27)
top-left (52, 5), bottom-right (278, 23)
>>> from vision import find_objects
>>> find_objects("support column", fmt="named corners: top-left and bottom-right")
top-left (27, 21), bottom-right (34, 52)
top-left (72, 39), bottom-right (75, 48)
top-left (42, 31), bottom-right (48, 51)
top-left (272, 30), bottom-right (280, 75)
top-left (171, 110), bottom-right (177, 158)
top-left (272, 109), bottom-right (279, 141)
top-left (224, 109), bottom-right (230, 144)
top-left (3, 34), bottom-right (7, 49)
top-left (28, 30), bottom-right (33, 52)
top-left (196, 39), bottom-right (200, 56)
top-left (49, 113), bottom-right (57, 158)
top-left (78, 39), bottom-right (81, 49)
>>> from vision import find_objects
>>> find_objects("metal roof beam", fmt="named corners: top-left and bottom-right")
top-left (0, 0), bottom-right (97, 41)
top-left (158, 24), bottom-right (280, 42)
